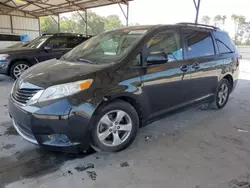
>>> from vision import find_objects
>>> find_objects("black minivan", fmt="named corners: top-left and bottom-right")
top-left (8, 23), bottom-right (239, 153)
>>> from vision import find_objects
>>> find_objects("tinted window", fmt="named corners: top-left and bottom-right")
top-left (27, 36), bottom-right (49, 49)
top-left (184, 31), bottom-right (215, 58)
top-left (131, 53), bottom-right (142, 66)
top-left (0, 34), bottom-right (20, 41)
top-left (47, 37), bottom-right (68, 49)
top-left (147, 30), bottom-right (183, 62)
top-left (213, 31), bottom-right (235, 54)
top-left (67, 37), bottom-right (83, 48)
top-left (63, 29), bottom-right (147, 64)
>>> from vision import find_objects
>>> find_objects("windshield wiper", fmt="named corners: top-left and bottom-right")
top-left (77, 58), bottom-right (96, 64)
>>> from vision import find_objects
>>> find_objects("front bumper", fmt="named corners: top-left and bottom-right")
top-left (8, 96), bottom-right (97, 153)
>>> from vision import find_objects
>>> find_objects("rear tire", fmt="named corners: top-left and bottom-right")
top-left (10, 61), bottom-right (30, 80)
top-left (210, 78), bottom-right (231, 110)
top-left (91, 100), bottom-right (139, 153)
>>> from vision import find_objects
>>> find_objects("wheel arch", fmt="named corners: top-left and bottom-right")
top-left (7, 58), bottom-right (37, 75)
top-left (94, 93), bottom-right (149, 127)
top-left (222, 74), bottom-right (234, 92)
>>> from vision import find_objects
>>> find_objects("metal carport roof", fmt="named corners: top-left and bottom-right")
top-left (0, 0), bottom-right (132, 17)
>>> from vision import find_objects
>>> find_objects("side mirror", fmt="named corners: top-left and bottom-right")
top-left (147, 52), bottom-right (168, 66)
top-left (44, 46), bottom-right (52, 52)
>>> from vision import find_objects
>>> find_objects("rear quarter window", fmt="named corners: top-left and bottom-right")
top-left (183, 30), bottom-right (215, 59)
top-left (213, 31), bottom-right (235, 54)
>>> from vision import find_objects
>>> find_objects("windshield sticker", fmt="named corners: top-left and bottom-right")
top-left (129, 30), bottom-right (147, 35)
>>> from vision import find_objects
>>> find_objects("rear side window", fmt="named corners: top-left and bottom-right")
top-left (184, 31), bottom-right (215, 59)
top-left (213, 31), bottom-right (235, 54)
top-left (67, 37), bottom-right (83, 48)
top-left (46, 37), bottom-right (68, 49)
top-left (0, 34), bottom-right (21, 41)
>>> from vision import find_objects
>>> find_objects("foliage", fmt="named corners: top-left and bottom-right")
top-left (40, 16), bottom-right (58, 33)
top-left (40, 11), bottom-right (126, 36)
top-left (104, 15), bottom-right (124, 31)
top-left (231, 14), bottom-right (246, 44)
top-left (213, 15), bottom-right (227, 28)
top-left (60, 16), bottom-right (78, 33)
top-left (201, 16), bottom-right (210, 25)
top-left (214, 15), bottom-right (222, 27)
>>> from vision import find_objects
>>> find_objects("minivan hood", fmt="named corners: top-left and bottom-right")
top-left (0, 47), bottom-right (37, 54)
top-left (19, 59), bottom-right (112, 88)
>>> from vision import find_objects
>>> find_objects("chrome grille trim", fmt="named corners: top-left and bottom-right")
top-left (12, 88), bottom-right (41, 105)
top-left (12, 120), bottom-right (38, 145)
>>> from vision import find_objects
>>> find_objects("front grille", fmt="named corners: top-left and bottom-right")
top-left (13, 88), bottom-right (40, 104)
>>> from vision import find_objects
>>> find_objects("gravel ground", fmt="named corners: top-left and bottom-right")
top-left (1, 60), bottom-right (250, 188)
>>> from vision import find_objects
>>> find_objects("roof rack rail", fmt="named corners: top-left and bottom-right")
top-left (178, 22), bottom-right (220, 30)
top-left (42, 33), bottom-right (91, 37)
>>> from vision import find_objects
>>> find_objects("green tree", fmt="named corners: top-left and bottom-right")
top-left (104, 15), bottom-right (124, 31)
top-left (231, 14), bottom-right (246, 44)
top-left (201, 15), bottom-right (210, 25)
top-left (71, 11), bottom-right (106, 35)
top-left (40, 16), bottom-right (58, 33)
top-left (222, 15), bottom-right (227, 26)
top-left (60, 17), bottom-right (78, 33)
top-left (214, 15), bottom-right (222, 27)
top-left (40, 11), bottom-right (125, 36)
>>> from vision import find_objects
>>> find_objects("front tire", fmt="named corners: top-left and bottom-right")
top-left (10, 61), bottom-right (30, 80)
top-left (91, 100), bottom-right (139, 153)
top-left (210, 78), bottom-right (231, 110)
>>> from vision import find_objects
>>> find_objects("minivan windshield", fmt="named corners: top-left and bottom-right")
top-left (63, 29), bottom-right (148, 64)
top-left (27, 36), bottom-right (50, 49)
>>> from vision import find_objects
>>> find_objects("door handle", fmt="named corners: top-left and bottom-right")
top-left (192, 62), bottom-right (200, 70)
top-left (180, 65), bottom-right (189, 72)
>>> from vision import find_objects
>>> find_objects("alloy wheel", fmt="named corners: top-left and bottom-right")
top-left (13, 64), bottom-right (29, 79)
top-left (97, 110), bottom-right (132, 147)
top-left (218, 83), bottom-right (229, 106)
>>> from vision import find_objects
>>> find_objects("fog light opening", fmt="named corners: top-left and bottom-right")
top-left (48, 134), bottom-right (70, 143)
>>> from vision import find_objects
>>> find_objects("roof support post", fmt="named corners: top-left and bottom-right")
top-left (58, 14), bottom-right (60, 33)
top-left (193, 0), bottom-right (201, 24)
top-left (38, 17), bottom-right (41, 36)
top-left (77, 10), bottom-right (88, 36)
top-left (126, 2), bottom-right (129, 27)
top-left (49, 15), bottom-right (60, 32)
top-left (10, 15), bottom-right (13, 33)
top-left (85, 10), bottom-right (88, 36)
top-left (118, 1), bottom-right (129, 26)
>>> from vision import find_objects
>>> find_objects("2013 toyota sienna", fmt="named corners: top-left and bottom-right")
top-left (8, 23), bottom-right (239, 153)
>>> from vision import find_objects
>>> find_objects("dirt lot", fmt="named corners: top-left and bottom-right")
top-left (1, 60), bottom-right (250, 188)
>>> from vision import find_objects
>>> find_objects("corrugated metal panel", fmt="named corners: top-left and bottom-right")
top-left (13, 30), bottom-right (39, 40)
top-left (0, 28), bottom-right (11, 33)
top-left (9, 10), bottom-right (25, 16)
top-left (12, 16), bottom-right (39, 30)
top-left (0, 15), bottom-right (11, 28)
top-left (0, 0), bottom-right (132, 17)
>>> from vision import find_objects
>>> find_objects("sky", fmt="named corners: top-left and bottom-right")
top-left (90, 0), bottom-right (250, 38)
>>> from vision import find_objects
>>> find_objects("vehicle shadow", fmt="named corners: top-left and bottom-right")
top-left (0, 75), bottom-right (13, 82)
top-left (0, 145), bottom-right (95, 187)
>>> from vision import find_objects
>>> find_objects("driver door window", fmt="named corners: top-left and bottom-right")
top-left (147, 30), bottom-right (183, 63)
top-left (46, 37), bottom-right (68, 49)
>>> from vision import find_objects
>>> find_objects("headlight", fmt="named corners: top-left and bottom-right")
top-left (38, 79), bottom-right (93, 102)
top-left (28, 79), bottom-right (93, 104)
top-left (0, 54), bottom-right (9, 61)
